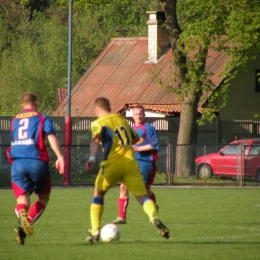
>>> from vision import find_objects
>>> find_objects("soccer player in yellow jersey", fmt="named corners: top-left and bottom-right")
top-left (85, 97), bottom-right (170, 242)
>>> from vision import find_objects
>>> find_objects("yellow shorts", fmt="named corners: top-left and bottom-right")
top-left (95, 157), bottom-right (147, 196)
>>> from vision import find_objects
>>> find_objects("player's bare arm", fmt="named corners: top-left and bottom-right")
top-left (47, 134), bottom-right (64, 175)
top-left (132, 144), bottom-right (155, 152)
top-left (86, 138), bottom-right (100, 172)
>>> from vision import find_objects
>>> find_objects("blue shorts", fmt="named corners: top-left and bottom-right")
top-left (11, 158), bottom-right (51, 198)
top-left (138, 161), bottom-right (156, 189)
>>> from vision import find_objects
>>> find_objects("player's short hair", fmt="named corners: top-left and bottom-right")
top-left (21, 92), bottom-right (37, 105)
top-left (94, 97), bottom-right (111, 112)
top-left (132, 105), bottom-right (145, 113)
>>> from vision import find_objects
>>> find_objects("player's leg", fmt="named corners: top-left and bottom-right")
top-left (11, 159), bottom-right (34, 243)
top-left (28, 192), bottom-right (50, 225)
top-left (28, 161), bottom-right (51, 225)
top-left (16, 193), bottom-right (33, 236)
top-left (87, 164), bottom-right (119, 242)
top-left (112, 183), bottom-right (129, 224)
top-left (142, 162), bottom-right (158, 210)
top-left (123, 159), bottom-right (170, 239)
top-left (15, 193), bottom-right (30, 217)
top-left (14, 192), bottom-right (30, 245)
top-left (138, 161), bottom-right (159, 210)
top-left (90, 188), bottom-right (106, 233)
top-left (122, 160), bottom-right (158, 220)
top-left (134, 194), bottom-right (169, 239)
top-left (87, 187), bottom-right (106, 242)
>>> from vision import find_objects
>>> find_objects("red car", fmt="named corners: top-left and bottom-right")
top-left (195, 139), bottom-right (260, 182)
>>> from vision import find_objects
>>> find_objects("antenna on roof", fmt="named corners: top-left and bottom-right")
top-left (115, 28), bottom-right (129, 37)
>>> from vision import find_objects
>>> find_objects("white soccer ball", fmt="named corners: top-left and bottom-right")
top-left (100, 223), bottom-right (120, 242)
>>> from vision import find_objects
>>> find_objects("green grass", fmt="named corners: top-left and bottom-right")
top-left (2, 172), bottom-right (259, 187)
top-left (1, 186), bottom-right (260, 260)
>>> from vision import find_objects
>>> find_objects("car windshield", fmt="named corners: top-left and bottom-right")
top-left (222, 142), bottom-right (248, 155)
top-left (248, 144), bottom-right (260, 155)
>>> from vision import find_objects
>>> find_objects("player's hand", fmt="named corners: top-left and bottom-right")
top-left (56, 156), bottom-right (64, 175)
top-left (86, 160), bottom-right (95, 172)
top-left (132, 145), bottom-right (140, 152)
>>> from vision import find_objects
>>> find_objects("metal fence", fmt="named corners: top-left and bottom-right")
top-left (2, 117), bottom-right (260, 146)
top-left (1, 143), bottom-right (259, 187)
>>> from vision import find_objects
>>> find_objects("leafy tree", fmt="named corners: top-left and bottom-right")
top-left (0, 0), bottom-right (158, 115)
top-left (159, 0), bottom-right (260, 177)
top-left (56, 0), bottom-right (159, 37)
top-left (0, 11), bottom-right (68, 115)
top-left (72, 9), bottom-right (111, 78)
top-left (0, 0), bottom-right (30, 54)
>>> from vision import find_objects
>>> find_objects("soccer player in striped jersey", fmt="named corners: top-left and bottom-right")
top-left (6, 92), bottom-right (64, 245)
top-left (113, 105), bottom-right (159, 224)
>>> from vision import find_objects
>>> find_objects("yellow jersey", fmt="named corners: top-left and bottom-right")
top-left (91, 114), bottom-right (138, 162)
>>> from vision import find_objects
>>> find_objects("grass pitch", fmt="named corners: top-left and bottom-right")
top-left (0, 186), bottom-right (260, 260)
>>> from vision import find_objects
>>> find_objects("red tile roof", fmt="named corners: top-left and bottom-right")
top-left (117, 103), bottom-right (182, 116)
top-left (53, 37), bottom-right (229, 117)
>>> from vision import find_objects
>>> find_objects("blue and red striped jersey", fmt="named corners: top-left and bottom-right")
top-left (133, 121), bottom-right (159, 162)
top-left (7, 109), bottom-right (56, 162)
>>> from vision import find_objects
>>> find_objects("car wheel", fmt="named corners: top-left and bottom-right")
top-left (256, 170), bottom-right (260, 183)
top-left (198, 164), bottom-right (212, 179)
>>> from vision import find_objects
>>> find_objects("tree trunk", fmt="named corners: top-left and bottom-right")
top-left (175, 89), bottom-right (200, 177)
top-left (160, 0), bottom-right (206, 177)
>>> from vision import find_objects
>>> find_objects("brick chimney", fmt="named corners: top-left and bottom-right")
top-left (146, 11), bottom-right (169, 63)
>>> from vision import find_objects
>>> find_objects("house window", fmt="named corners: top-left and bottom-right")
top-left (255, 70), bottom-right (260, 92)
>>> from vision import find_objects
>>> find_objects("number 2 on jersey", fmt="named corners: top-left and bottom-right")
top-left (18, 118), bottom-right (29, 139)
